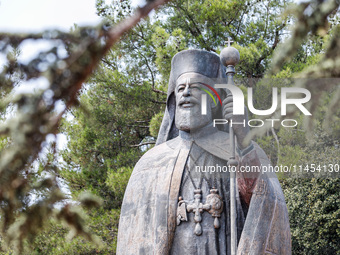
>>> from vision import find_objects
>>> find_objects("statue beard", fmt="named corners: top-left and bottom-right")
top-left (175, 104), bottom-right (212, 132)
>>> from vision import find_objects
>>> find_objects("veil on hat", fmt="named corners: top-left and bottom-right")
top-left (156, 49), bottom-right (229, 145)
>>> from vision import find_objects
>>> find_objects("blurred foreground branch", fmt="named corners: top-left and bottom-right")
top-left (248, 0), bottom-right (340, 140)
top-left (0, 0), bottom-right (170, 253)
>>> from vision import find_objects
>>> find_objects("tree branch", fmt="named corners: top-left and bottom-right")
top-left (152, 88), bottom-right (167, 95)
top-left (130, 141), bottom-right (155, 147)
top-left (271, 127), bottom-right (280, 166)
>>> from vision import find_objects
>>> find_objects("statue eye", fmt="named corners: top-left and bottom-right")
top-left (178, 85), bottom-right (185, 92)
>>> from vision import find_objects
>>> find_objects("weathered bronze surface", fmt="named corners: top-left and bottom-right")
top-left (117, 49), bottom-right (291, 254)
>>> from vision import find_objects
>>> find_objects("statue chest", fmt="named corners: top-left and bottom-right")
top-left (171, 149), bottom-right (237, 254)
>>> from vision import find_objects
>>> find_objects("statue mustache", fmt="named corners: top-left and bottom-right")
top-left (178, 97), bottom-right (200, 106)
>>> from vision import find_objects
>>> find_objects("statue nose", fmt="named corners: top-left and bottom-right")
top-left (183, 85), bottom-right (191, 96)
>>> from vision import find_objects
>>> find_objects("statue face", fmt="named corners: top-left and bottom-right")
top-left (175, 72), bottom-right (215, 132)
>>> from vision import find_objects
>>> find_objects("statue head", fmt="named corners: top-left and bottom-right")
top-left (156, 49), bottom-right (228, 145)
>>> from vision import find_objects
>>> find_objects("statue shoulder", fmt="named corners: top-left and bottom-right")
top-left (133, 137), bottom-right (180, 172)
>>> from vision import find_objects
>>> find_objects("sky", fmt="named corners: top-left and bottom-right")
top-left (0, 0), bottom-right (102, 32)
top-left (0, 0), bottom-right (145, 32)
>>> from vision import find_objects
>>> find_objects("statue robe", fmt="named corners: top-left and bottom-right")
top-left (170, 141), bottom-right (245, 255)
top-left (117, 130), bottom-right (291, 254)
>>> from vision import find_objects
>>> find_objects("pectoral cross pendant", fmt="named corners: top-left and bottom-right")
top-left (177, 188), bottom-right (224, 236)
top-left (187, 189), bottom-right (211, 235)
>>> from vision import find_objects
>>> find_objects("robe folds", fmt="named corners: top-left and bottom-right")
top-left (117, 130), bottom-right (291, 255)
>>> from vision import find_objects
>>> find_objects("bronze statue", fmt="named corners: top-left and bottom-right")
top-left (117, 47), bottom-right (291, 255)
